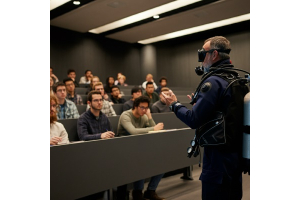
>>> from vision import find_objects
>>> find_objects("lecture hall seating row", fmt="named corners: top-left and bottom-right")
top-left (52, 112), bottom-right (202, 200)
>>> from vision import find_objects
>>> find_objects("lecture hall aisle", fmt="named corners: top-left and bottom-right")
top-left (97, 164), bottom-right (250, 200)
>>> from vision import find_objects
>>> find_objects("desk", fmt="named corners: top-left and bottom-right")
top-left (51, 128), bottom-right (201, 200)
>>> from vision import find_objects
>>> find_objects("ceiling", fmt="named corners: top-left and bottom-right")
top-left (50, 0), bottom-right (250, 44)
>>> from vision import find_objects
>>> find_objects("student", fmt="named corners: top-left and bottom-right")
top-left (67, 69), bottom-right (79, 87)
top-left (104, 76), bottom-right (115, 93)
top-left (50, 94), bottom-right (69, 145)
top-left (79, 69), bottom-right (93, 84)
top-left (117, 96), bottom-right (164, 200)
top-left (77, 90), bottom-right (115, 141)
top-left (86, 82), bottom-right (117, 117)
top-left (155, 76), bottom-right (168, 94)
top-left (86, 75), bottom-right (100, 94)
top-left (64, 78), bottom-right (83, 105)
top-left (110, 85), bottom-right (126, 104)
top-left (53, 82), bottom-right (80, 119)
top-left (142, 74), bottom-right (157, 90)
top-left (151, 87), bottom-right (172, 113)
top-left (143, 82), bottom-right (159, 104)
top-left (50, 67), bottom-right (59, 83)
top-left (123, 87), bottom-right (142, 111)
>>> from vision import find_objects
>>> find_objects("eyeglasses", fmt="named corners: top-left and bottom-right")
top-left (56, 89), bottom-right (66, 93)
top-left (139, 106), bottom-right (149, 110)
top-left (92, 99), bottom-right (103, 102)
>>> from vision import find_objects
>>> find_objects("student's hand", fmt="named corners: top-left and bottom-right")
top-left (101, 131), bottom-right (115, 139)
top-left (161, 90), bottom-right (177, 106)
top-left (118, 94), bottom-right (123, 99)
top-left (103, 94), bottom-right (109, 100)
top-left (51, 74), bottom-right (58, 81)
top-left (154, 123), bottom-right (164, 131)
top-left (145, 108), bottom-right (152, 119)
top-left (50, 137), bottom-right (62, 145)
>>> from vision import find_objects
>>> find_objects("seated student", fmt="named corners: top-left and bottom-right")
top-left (123, 87), bottom-right (142, 111)
top-left (79, 69), bottom-right (93, 84)
top-left (77, 91), bottom-right (115, 141)
top-left (151, 87), bottom-right (172, 113)
top-left (142, 74), bottom-right (158, 90)
top-left (50, 67), bottom-right (59, 83)
top-left (50, 77), bottom-right (54, 95)
top-left (143, 82), bottom-right (159, 104)
top-left (93, 82), bottom-right (112, 103)
top-left (67, 69), bottom-right (79, 87)
top-left (50, 94), bottom-right (70, 145)
top-left (53, 82), bottom-right (80, 119)
top-left (114, 72), bottom-right (122, 85)
top-left (63, 78), bottom-right (83, 105)
top-left (86, 83), bottom-right (117, 117)
top-left (155, 76), bottom-right (168, 94)
top-left (86, 75), bottom-right (100, 94)
top-left (117, 75), bottom-right (128, 86)
top-left (104, 76), bottom-right (115, 93)
top-left (117, 96), bottom-right (165, 200)
top-left (110, 85), bottom-right (126, 104)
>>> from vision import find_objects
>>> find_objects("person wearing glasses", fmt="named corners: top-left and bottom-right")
top-left (77, 90), bottom-right (115, 141)
top-left (63, 78), bottom-right (83, 105)
top-left (116, 96), bottom-right (165, 200)
top-left (53, 82), bottom-right (80, 119)
top-left (50, 94), bottom-right (69, 145)
top-left (86, 83), bottom-right (117, 117)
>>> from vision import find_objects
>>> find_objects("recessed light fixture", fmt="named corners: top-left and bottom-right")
top-left (138, 13), bottom-right (250, 44)
top-left (89, 0), bottom-right (202, 34)
top-left (73, 1), bottom-right (80, 5)
top-left (153, 15), bottom-right (160, 19)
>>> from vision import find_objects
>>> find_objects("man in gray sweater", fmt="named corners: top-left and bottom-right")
top-left (117, 96), bottom-right (165, 200)
top-left (151, 87), bottom-right (172, 113)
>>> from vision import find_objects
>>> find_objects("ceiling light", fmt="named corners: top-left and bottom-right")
top-left (138, 13), bottom-right (250, 44)
top-left (153, 15), bottom-right (160, 19)
top-left (89, 0), bottom-right (202, 34)
top-left (73, 1), bottom-right (80, 5)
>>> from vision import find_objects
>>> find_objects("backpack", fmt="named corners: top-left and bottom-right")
top-left (187, 65), bottom-right (250, 157)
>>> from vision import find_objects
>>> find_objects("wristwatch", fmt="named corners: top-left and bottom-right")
top-left (169, 101), bottom-right (181, 112)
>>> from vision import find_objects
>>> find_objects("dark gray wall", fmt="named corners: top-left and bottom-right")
top-left (154, 24), bottom-right (250, 88)
top-left (50, 21), bottom-right (250, 88)
top-left (50, 26), bottom-right (142, 85)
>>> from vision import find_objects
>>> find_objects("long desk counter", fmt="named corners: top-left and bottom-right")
top-left (51, 128), bottom-right (201, 200)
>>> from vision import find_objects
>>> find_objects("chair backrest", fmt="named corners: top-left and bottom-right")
top-left (75, 87), bottom-right (89, 94)
top-left (81, 95), bottom-right (87, 104)
top-left (78, 84), bottom-right (90, 88)
top-left (58, 119), bottom-right (79, 142)
top-left (112, 104), bottom-right (124, 115)
top-left (122, 95), bottom-right (131, 101)
top-left (107, 115), bottom-right (120, 133)
top-left (76, 105), bottom-right (87, 115)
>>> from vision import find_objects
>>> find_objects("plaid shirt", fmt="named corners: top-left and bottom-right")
top-left (77, 109), bottom-right (113, 141)
top-left (56, 99), bottom-right (80, 119)
top-left (66, 92), bottom-right (83, 105)
top-left (86, 100), bottom-right (116, 117)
